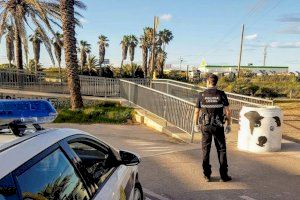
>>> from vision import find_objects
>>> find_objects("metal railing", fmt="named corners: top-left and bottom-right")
top-left (120, 79), bottom-right (195, 137)
top-left (1, 69), bottom-right (277, 139)
top-left (151, 80), bottom-right (203, 102)
top-left (151, 79), bottom-right (274, 120)
top-left (0, 69), bottom-right (150, 97)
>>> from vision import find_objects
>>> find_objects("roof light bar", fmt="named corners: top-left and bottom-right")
top-left (0, 100), bottom-right (57, 125)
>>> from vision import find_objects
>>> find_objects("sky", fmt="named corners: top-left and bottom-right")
top-left (1, 0), bottom-right (300, 71)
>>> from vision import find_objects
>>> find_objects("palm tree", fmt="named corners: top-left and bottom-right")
top-left (29, 31), bottom-right (42, 72)
top-left (144, 27), bottom-right (155, 76)
top-left (25, 59), bottom-right (42, 72)
top-left (60, 0), bottom-right (86, 109)
top-left (78, 40), bottom-right (91, 72)
top-left (153, 29), bottom-right (173, 77)
top-left (140, 36), bottom-right (148, 77)
top-left (86, 55), bottom-right (99, 76)
top-left (158, 29), bottom-right (174, 51)
top-left (29, 29), bottom-right (55, 72)
top-left (140, 27), bottom-right (152, 77)
top-left (128, 35), bottom-right (138, 76)
top-left (98, 35), bottom-right (109, 68)
top-left (5, 25), bottom-right (14, 68)
top-left (0, 0), bottom-right (62, 70)
top-left (120, 35), bottom-right (130, 76)
top-left (156, 49), bottom-right (167, 78)
top-left (52, 32), bottom-right (64, 76)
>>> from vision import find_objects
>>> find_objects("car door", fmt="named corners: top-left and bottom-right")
top-left (12, 143), bottom-right (91, 200)
top-left (0, 174), bottom-right (19, 200)
top-left (63, 136), bottom-right (136, 200)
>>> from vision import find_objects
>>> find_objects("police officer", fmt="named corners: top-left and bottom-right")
top-left (194, 74), bottom-right (232, 182)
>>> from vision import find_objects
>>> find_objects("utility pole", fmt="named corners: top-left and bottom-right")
top-left (150, 16), bottom-right (158, 78)
top-left (263, 45), bottom-right (268, 66)
top-left (237, 24), bottom-right (244, 78)
top-left (186, 65), bottom-right (189, 82)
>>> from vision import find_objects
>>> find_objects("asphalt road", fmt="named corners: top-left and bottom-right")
top-left (44, 123), bottom-right (300, 200)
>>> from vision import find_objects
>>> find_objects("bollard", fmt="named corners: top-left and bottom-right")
top-left (238, 106), bottom-right (283, 153)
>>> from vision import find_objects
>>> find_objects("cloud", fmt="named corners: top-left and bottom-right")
top-left (278, 25), bottom-right (300, 34)
top-left (246, 41), bottom-right (300, 49)
top-left (245, 34), bottom-right (258, 40)
top-left (160, 14), bottom-right (172, 21)
top-left (270, 41), bottom-right (300, 48)
top-left (79, 18), bottom-right (88, 24)
top-left (277, 13), bottom-right (300, 23)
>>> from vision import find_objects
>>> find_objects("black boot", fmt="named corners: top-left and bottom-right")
top-left (220, 175), bottom-right (232, 182)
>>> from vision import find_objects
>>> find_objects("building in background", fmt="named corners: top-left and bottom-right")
top-left (199, 65), bottom-right (289, 74)
top-left (197, 58), bottom-right (289, 74)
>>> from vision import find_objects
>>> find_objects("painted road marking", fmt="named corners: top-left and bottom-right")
top-left (240, 195), bottom-right (257, 200)
top-left (143, 188), bottom-right (171, 200)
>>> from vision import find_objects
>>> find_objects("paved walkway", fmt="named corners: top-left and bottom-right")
top-left (43, 123), bottom-right (300, 200)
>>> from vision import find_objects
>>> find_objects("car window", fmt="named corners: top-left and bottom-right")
top-left (0, 174), bottom-right (18, 200)
top-left (69, 141), bottom-right (115, 186)
top-left (16, 149), bottom-right (90, 200)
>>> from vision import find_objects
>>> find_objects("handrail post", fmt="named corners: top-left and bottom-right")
top-left (191, 109), bottom-right (195, 143)
top-left (128, 82), bottom-right (131, 106)
top-left (104, 78), bottom-right (107, 98)
top-left (163, 95), bottom-right (167, 119)
top-left (166, 80), bottom-right (169, 94)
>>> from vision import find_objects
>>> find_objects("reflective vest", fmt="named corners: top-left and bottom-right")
top-left (200, 88), bottom-right (225, 126)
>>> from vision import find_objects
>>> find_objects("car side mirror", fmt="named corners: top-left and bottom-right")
top-left (119, 150), bottom-right (140, 166)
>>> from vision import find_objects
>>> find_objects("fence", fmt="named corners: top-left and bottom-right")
top-left (0, 69), bottom-right (277, 140)
top-left (120, 79), bottom-right (195, 137)
top-left (151, 79), bottom-right (274, 120)
top-left (0, 69), bottom-right (150, 97)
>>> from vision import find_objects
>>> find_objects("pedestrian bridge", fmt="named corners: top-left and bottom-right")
top-left (0, 70), bottom-right (274, 141)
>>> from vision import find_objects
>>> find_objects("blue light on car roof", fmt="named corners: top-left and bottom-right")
top-left (0, 100), bottom-right (57, 124)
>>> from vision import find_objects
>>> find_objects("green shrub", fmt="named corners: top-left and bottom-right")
top-left (199, 74), bottom-right (300, 99)
top-left (54, 103), bottom-right (133, 124)
top-left (255, 87), bottom-right (281, 98)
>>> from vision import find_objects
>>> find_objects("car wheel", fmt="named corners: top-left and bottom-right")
top-left (133, 183), bottom-right (143, 200)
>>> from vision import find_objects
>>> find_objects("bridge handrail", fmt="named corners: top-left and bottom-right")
top-left (121, 79), bottom-right (195, 106)
top-left (120, 79), bottom-right (196, 140)
top-left (152, 79), bottom-right (274, 105)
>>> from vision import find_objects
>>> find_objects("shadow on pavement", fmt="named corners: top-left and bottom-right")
top-left (140, 143), bottom-right (300, 200)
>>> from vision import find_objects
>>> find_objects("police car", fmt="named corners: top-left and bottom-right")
top-left (0, 100), bottom-right (143, 200)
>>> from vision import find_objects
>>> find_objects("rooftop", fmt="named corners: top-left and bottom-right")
top-left (202, 65), bottom-right (289, 69)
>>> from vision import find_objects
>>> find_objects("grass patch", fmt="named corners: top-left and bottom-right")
top-left (54, 102), bottom-right (134, 124)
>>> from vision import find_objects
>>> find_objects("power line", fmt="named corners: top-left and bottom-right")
top-left (203, 0), bottom-right (268, 57)
top-left (204, 0), bottom-right (282, 59)
top-left (237, 24), bottom-right (245, 78)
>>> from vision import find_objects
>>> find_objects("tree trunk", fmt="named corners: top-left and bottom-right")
top-left (142, 47), bottom-right (148, 77)
top-left (98, 63), bottom-right (103, 77)
top-left (60, 0), bottom-right (83, 110)
top-left (131, 61), bottom-right (134, 77)
top-left (120, 60), bottom-right (124, 77)
top-left (54, 43), bottom-right (62, 78)
top-left (14, 31), bottom-right (23, 70)
top-left (148, 49), bottom-right (152, 77)
top-left (33, 41), bottom-right (41, 72)
top-left (6, 36), bottom-right (14, 68)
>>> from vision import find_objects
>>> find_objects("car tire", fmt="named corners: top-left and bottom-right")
top-left (134, 183), bottom-right (144, 200)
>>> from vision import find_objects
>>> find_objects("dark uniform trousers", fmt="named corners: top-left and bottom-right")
top-left (202, 125), bottom-right (228, 177)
